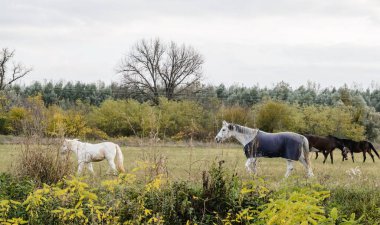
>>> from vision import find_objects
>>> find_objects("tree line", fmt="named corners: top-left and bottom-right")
top-left (5, 80), bottom-right (380, 110)
top-left (1, 92), bottom-right (379, 142)
top-left (1, 39), bottom-right (380, 141)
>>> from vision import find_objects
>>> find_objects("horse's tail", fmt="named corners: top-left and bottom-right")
top-left (302, 136), bottom-right (311, 165)
top-left (369, 142), bottom-right (380, 159)
top-left (301, 136), bottom-right (314, 177)
top-left (115, 144), bottom-right (125, 173)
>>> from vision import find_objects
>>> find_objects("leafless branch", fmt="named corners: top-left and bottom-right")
top-left (117, 39), bottom-right (204, 103)
top-left (0, 48), bottom-right (32, 90)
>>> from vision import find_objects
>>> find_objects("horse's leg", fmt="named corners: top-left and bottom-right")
top-left (298, 156), bottom-right (314, 177)
top-left (350, 151), bottom-right (354, 162)
top-left (322, 150), bottom-right (329, 164)
top-left (285, 160), bottom-right (294, 178)
top-left (245, 158), bottom-right (252, 173)
top-left (77, 161), bottom-right (85, 175)
top-left (315, 152), bottom-right (318, 159)
top-left (368, 150), bottom-right (375, 163)
top-left (87, 163), bottom-right (95, 175)
top-left (329, 150), bottom-right (334, 164)
top-left (362, 151), bottom-right (367, 163)
top-left (107, 159), bottom-right (117, 175)
top-left (245, 158), bottom-right (257, 174)
top-left (251, 158), bottom-right (258, 174)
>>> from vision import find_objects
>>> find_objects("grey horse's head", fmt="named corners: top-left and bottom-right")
top-left (215, 121), bottom-right (234, 143)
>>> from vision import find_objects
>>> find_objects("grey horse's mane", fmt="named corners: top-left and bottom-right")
top-left (232, 124), bottom-right (256, 134)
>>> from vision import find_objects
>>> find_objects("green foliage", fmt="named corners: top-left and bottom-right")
top-left (16, 95), bottom-right (47, 137)
top-left (0, 116), bottom-right (9, 135)
top-left (88, 99), bottom-right (157, 137)
top-left (7, 107), bottom-right (27, 135)
top-left (42, 104), bottom-right (97, 139)
top-left (255, 100), bottom-right (305, 133)
top-left (0, 162), bottom-right (372, 225)
top-left (63, 110), bottom-right (91, 138)
top-left (329, 186), bottom-right (379, 224)
top-left (0, 199), bottom-right (27, 224)
top-left (302, 105), bottom-right (365, 140)
top-left (0, 92), bottom-right (11, 135)
top-left (258, 186), bottom-right (330, 224)
top-left (0, 173), bottom-right (34, 201)
top-left (1, 95), bottom-right (371, 141)
top-left (45, 105), bottom-right (65, 137)
top-left (159, 98), bottom-right (204, 138)
top-left (3, 80), bottom-right (380, 140)
top-left (217, 105), bottom-right (255, 127)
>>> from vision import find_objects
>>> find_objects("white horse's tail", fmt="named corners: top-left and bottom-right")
top-left (302, 136), bottom-right (311, 165)
top-left (301, 136), bottom-right (314, 177)
top-left (115, 145), bottom-right (125, 173)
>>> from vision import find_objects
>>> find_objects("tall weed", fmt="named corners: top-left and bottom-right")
top-left (13, 137), bottom-right (74, 186)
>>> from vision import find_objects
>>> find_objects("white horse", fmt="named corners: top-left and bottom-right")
top-left (61, 139), bottom-right (125, 175)
top-left (215, 121), bottom-right (314, 178)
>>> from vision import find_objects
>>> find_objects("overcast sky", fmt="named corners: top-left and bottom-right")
top-left (1, 0), bottom-right (380, 89)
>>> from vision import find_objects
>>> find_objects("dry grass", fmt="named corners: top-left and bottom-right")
top-left (2, 138), bottom-right (74, 185)
top-left (0, 142), bottom-right (379, 188)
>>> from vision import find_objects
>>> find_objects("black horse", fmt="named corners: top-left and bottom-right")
top-left (304, 134), bottom-right (347, 164)
top-left (340, 138), bottom-right (380, 163)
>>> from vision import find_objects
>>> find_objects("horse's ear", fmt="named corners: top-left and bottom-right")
top-left (228, 124), bottom-right (234, 130)
top-left (222, 120), bottom-right (228, 126)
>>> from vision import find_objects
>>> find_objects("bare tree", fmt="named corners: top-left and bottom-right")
top-left (117, 39), bottom-right (204, 104)
top-left (0, 48), bottom-right (32, 90)
top-left (160, 42), bottom-right (203, 99)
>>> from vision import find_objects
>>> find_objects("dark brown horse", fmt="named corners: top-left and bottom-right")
top-left (304, 134), bottom-right (347, 164)
top-left (340, 138), bottom-right (380, 163)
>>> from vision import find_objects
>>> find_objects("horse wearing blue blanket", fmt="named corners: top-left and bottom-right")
top-left (215, 121), bottom-right (315, 178)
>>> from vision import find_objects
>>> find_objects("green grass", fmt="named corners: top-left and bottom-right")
top-left (1, 143), bottom-right (379, 189)
top-left (1, 143), bottom-right (380, 224)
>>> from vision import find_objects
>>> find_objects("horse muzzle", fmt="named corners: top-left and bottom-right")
top-left (215, 137), bottom-right (222, 143)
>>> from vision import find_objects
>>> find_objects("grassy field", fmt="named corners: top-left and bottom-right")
top-left (1, 142), bottom-right (380, 224)
top-left (1, 143), bottom-right (379, 189)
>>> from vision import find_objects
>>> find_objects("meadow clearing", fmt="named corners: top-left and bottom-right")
top-left (1, 142), bottom-right (379, 187)
top-left (1, 141), bottom-right (380, 224)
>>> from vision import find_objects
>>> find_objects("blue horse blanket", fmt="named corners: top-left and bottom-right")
top-left (244, 131), bottom-right (303, 160)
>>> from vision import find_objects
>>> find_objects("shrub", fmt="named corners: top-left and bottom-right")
top-left (7, 107), bottom-right (28, 135)
top-left (258, 185), bottom-right (330, 224)
top-left (302, 105), bottom-right (366, 140)
top-left (0, 173), bottom-right (34, 201)
top-left (13, 138), bottom-right (74, 186)
top-left (329, 186), bottom-right (379, 224)
top-left (254, 100), bottom-right (305, 133)
top-left (217, 105), bottom-right (255, 127)
top-left (87, 99), bottom-right (156, 137)
top-left (0, 159), bottom-right (369, 224)
top-left (158, 98), bottom-right (205, 139)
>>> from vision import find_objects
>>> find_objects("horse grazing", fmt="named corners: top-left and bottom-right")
top-left (339, 138), bottom-right (380, 163)
top-left (61, 139), bottom-right (125, 175)
top-left (215, 121), bottom-right (314, 178)
top-left (303, 134), bottom-right (347, 164)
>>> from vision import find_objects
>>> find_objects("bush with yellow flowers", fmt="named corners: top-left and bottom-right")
top-left (0, 161), bottom-right (366, 225)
